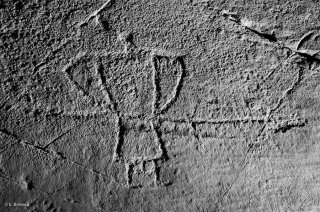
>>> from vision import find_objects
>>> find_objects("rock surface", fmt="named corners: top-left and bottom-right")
top-left (1, 0), bottom-right (320, 211)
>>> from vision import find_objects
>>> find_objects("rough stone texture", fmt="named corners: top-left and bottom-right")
top-left (1, 0), bottom-right (320, 211)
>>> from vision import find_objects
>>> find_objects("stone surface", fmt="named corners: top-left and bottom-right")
top-left (1, 0), bottom-right (320, 211)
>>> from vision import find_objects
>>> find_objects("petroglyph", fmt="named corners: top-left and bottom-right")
top-left (99, 48), bottom-right (186, 188)
top-left (2, 1), bottom-right (320, 211)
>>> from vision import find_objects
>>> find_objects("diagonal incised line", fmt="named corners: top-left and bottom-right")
top-left (77, 0), bottom-right (114, 28)
top-left (151, 53), bottom-right (161, 117)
